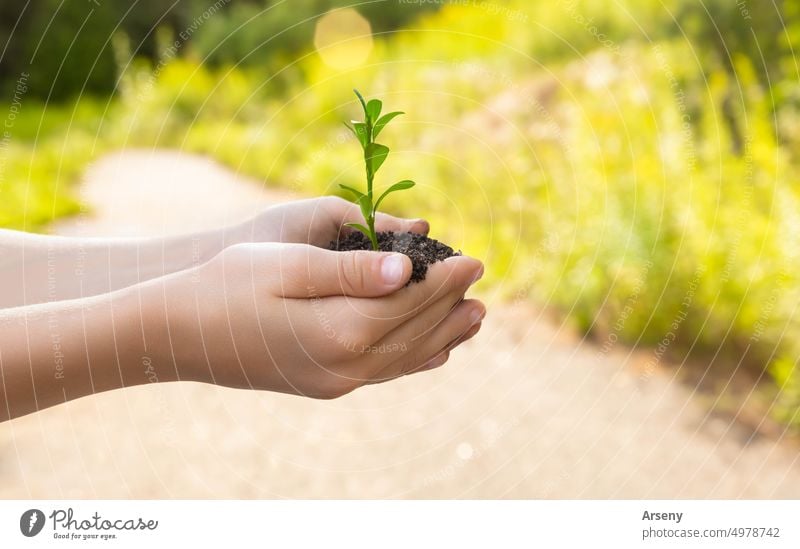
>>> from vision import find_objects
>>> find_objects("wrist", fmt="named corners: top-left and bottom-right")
top-left (108, 283), bottom-right (173, 389)
top-left (225, 210), bottom-right (283, 246)
top-left (119, 273), bottom-right (204, 387)
top-left (171, 221), bottom-right (255, 270)
top-left (187, 225), bottom-right (244, 266)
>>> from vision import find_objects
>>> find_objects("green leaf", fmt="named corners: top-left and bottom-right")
top-left (374, 180), bottom-right (415, 211)
top-left (353, 122), bottom-right (369, 149)
top-left (357, 194), bottom-right (374, 223)
top-left (366, 99), bottom-right (382, 125)
top-left (338, 183), bottom-right (365, 201)
top-left (344, 222), bottom-right (371, 238)
top-left (365, 143), bottom-right (390, 177)
top-left (353, 89), bottom-right (368, 117)
top-left (373, 111), bottom-right (403, 138)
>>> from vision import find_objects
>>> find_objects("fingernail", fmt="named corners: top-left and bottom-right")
top-left (469, 307), bottom-right (484, 326)
top-left (381, 253), bottom-right (406, 285)
top-left (414, 219), bottom-right (430, 233)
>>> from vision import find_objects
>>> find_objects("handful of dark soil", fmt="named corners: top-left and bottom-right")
top-left (329, 231), bottom-right (460, 283)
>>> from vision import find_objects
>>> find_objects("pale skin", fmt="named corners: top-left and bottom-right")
top-left (0, 197), bottom-right (485, 422)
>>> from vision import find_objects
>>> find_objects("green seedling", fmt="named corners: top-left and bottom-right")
top-left (340, 89), bottom-right (415, 250)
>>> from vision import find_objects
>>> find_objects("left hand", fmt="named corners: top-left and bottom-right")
top-left (231, 196), bottom-right (430, 247)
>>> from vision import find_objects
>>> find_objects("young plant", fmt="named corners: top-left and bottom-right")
top-left (340, 89), bottom-right (415, 250)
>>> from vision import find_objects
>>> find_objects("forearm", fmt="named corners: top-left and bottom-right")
top-left (0, 226), bottom-right (246, 307)
top-left (0, 284), bottom-right (171, 421)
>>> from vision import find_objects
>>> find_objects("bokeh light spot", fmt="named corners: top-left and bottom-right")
top-left (313, 8), bottom-right (373, 70)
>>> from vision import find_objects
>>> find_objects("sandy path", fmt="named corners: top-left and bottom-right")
top-left (1, 149), bottom-right (798, 498)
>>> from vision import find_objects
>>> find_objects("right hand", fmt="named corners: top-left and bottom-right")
top-left (144, 242), bottom-right (484, 399)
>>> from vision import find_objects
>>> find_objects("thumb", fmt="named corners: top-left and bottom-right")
top-left (277, 245), bottom-right (412, 298)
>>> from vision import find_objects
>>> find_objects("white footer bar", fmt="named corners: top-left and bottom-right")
top-left (1, 500), bottom-right (796, 548)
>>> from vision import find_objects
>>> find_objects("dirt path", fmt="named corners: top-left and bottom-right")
top-left (2, 149), bottom-right (799, 498)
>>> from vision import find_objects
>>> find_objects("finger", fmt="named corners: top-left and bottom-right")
top-left (274, 244), bottom-right (412, 298)
top-left (415, 321), bottom-right (482, 373)
top-left (325, 255), bottom-right (482, 341)
top-left (418, 350), bottom-right (451, 373)
top-left (373, 211), bottom-right (430, 236)
top-left (305, 269), bottom-right (471, 366)
top-left (348, 290), bottom-right (467, 370)
top-left (324, 196), bottom-right (429, 236)
top-left (449, 320), bottom-right (482, 349)
top-left (362, 299), bottom-right (485, 382)
top-left (373, 300), bottom-right (484, 382)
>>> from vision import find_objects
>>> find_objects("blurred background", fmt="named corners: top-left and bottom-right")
top-left (1, 0), bottom-right (800, 498)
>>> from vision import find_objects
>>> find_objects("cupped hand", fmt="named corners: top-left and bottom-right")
top-left (146, 241), bottom-right (484, 399)
top-left (233, 196), bottom-right (430, 247)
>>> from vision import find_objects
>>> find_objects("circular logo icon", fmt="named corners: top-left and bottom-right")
top-left (19, 509), bottom-right (45, 537)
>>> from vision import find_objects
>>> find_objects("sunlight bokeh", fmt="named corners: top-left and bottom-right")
top-left (313, 8), bottom-right (373, 70)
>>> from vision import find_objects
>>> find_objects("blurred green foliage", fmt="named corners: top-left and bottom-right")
top-left (3, 0), bottom-right (800, 424)
top-left (190, 0), bottom-right (436, 68)
top-left (0, 0), bottom-right (436, 101)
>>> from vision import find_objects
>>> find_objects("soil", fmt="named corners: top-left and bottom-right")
top-left (329, 230), bottom-right (460, 283)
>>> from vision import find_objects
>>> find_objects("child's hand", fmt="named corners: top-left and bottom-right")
top-left (142, 242), bottom-right (484, 399)
top-left (233, 196), bottom-right (430, 247)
